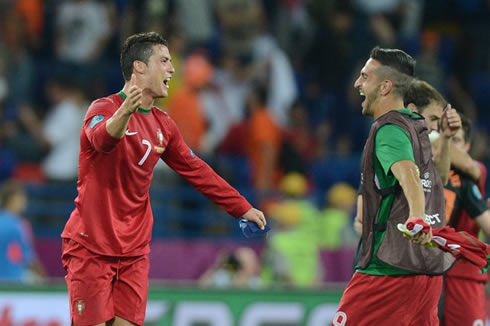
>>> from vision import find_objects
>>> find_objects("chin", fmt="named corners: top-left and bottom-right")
top-left (154, 90), bottom-right (168, 99)
top-left (160, 87), bottom-right (169, 98)
top-left (361, 103), bottom-right (368, 115)
top-left (361, 105), bottom-right (373, 117)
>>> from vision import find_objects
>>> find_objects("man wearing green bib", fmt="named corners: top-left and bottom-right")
top-left (332, 47), bottom-right (455, 326)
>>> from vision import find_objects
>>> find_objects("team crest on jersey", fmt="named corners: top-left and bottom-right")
top-left (75, 299), bottom-right (85, 316)
top-left (154, 128), bottom-right (166, 154)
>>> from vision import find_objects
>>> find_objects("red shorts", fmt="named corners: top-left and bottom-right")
top-left (332, 272), bottom-right (443, 326)
top-left (61, 239), bottom-right (149, 326)
top-left (441, 276), bottom-right (485, 326)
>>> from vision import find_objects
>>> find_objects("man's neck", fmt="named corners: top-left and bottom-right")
top-left (121, 83), bottom-right (154, 109)
top-left (373, 97), bottom-right (405, 120)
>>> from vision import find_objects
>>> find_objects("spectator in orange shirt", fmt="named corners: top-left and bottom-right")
top-left (245, 85), bottom-right (282, 192)
top-left (168, 54), bottom-right (213, 152)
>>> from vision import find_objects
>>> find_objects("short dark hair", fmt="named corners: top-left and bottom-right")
top-left (459, 113), bottom-right (472, 144)
top-left (0, 181), bottom-right (24, 209)
top-left (403, 79), bottom-right (447, 113)
top-left (370, 46), bottom-right (416, 77)
top-left (369, 47), bottom-right (415, 98)
top-left (120, 32), bottom-right (168, 81)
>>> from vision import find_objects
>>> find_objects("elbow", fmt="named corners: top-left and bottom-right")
top-left (468, 165), bottom-right (481, 182)
top-left (90, 135), bottom-right (120, 153)
top-left (93, 143), bottom-right (117, 153)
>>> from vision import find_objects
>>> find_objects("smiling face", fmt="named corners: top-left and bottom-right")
top-left (140, 44), bottom-right (175, 98)
top-left (419, 101), bottom-right (443, 132)
top-left (354, 58), bottom-right (383, 116)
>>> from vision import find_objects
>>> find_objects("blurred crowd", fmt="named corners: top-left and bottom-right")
top-left (0, 0), bottom-right (489, 285)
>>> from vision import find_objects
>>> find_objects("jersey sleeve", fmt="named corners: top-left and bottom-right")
top-left (161, 117), bottom-right (252, 217)
top-left (83, 98), bottom-right (121, 153)
top-left (461, 178), bottom-right (488, 218)
top-left (375, 124), bottom-right (415, 176)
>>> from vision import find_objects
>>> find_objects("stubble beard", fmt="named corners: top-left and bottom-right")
top-left (362, 86), bottom-right (381, 117)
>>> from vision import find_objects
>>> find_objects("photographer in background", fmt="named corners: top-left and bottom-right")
top-left (199, 247), bottom-right (262, 289)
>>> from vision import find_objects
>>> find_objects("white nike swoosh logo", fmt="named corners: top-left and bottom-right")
top-left (125, 130), bottom-right (138, 136)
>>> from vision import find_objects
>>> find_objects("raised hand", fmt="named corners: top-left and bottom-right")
top-left (440, 104), bottom-right (461, 138)
top-left (122, 74), bottom-right (142, 114)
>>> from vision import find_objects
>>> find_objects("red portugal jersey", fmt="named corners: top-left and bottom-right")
top-left (444, 162), bottom-right (487, 281)
top-left (61, 92), bottom-right (252, 256)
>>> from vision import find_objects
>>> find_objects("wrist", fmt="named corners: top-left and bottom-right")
top-left (406, 216), bottom-right (424, 222)
top-left (120, 105), bottom-right (135, 116)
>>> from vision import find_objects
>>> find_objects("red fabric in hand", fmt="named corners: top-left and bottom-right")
top-left (432, 227), bottom-right (488, 270)
top-left (405, 218), bottom-right (488, 269)
top-left (406, 218), bottom-right (431, 233)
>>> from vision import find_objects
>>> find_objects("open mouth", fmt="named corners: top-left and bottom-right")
top-left (359, 90), bottom-right (366, 103)
top-left (163, 77), bottom-right (170, 88)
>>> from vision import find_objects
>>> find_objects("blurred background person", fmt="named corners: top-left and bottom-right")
top-left (168, 53), bottom-right (214, 154)
top-left (0, 180), bottom-right (45, 283)
top-left (41, 77), bottom-right (87, 182)
top-left (317, 182), bottom-right (358, 250)
top-left (261, 173), bottom-right (322, 288)
top-left (199, 246), bottom-right (262, 289)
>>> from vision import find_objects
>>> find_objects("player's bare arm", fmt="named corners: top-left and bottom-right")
top-left (432, 105), bottom-right (460, 185)
top-left (449, 143), bottom-right (481, 181)
top-left (242, 207), bottom-right (267, 230)
top-left (353, 194), bottom-right (363, 235)
top-left (391, 160), bottom-right (432, 245)
top-left (106, 74), bottom-right (142, 139)
top-left (475, 210), bottom-right (490, 235)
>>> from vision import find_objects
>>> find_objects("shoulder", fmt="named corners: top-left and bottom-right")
top-left (375, 124), bottom-right (414, 160)
top-left (376, 124), bottom-right (409, 140)
top-left (0, 212), bottom-right (22, 232)
top-left (476, 161), bottom-right (487, 180)
top-left (151, 107), bottom-right (179, 132)
top-left (473, 160), bottom-right (487, 192)
top-left (151, 107), bottom-right (173, 126)
top-left (376, 110), bottom-right (421, 130)
top-left (87, 95), bottom-right (120, 113)
top-left (459, 173), bottom-right (484, 200)
top-left (84, 94), bottom-right (121, 121)
top-left (152, 106), bottom-right (170, 119)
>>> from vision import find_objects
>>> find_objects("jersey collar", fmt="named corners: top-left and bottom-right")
top-left (117, 91), bottom-right (152, 114)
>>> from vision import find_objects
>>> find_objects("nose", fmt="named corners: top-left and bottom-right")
top-left (169, 62), bottom-right (175, 74)
top-left (354, 76), bottom-right (361, 89)
top-left (431, 121), bottom-right (439, 132)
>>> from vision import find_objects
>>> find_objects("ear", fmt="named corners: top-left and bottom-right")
top-left (133, 61), bottom-right (146, 74)
top-left (380, 80), bottom-right (393, 96)
top-left (407, 103), bottom-right (417, 112)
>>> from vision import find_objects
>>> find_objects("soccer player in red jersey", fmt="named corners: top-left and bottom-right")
top-left (61, 32), bottom-right (267, 326)
top-left (440, 114), bottom-right (490, 326)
